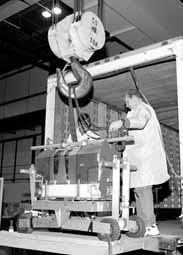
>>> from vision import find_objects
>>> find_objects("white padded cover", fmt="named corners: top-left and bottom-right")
top-left (48, 11), bottom-right (105, 62)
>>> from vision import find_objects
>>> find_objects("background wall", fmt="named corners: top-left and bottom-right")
top-left (0, 67), bottom-right (48, 119)
top-left (161, 125), bottom-right (181, 208)
top-left (0, 67), bottom-right (48, 204)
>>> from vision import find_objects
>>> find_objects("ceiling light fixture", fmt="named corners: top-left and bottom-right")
top-left (52, 7), bottom-right (62, 15)
top-left (42, 10), bottom-right (52, 18)
top-left (41, 7), bottom-right (62, 18)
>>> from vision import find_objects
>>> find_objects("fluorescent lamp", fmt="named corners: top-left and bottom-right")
top-left (53, 7), bottom-right (61, 15)
top-left (42, 10), bottom-right (51, 18)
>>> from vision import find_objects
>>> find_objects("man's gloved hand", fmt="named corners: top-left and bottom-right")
top-left (120, 112), bottom-right (131, 128)
top-left (109, 118), bottom-right (130, 132)
top-left (124, 118), bottom-right (130, 128)
top-left (109, 120), bottom-right (123, 132)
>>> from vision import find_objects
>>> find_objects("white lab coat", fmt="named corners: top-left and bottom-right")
top-left (125, 102), bottom-right (169, 188)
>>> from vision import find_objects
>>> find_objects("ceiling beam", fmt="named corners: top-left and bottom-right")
top-left (0, 0), bottom-right (42, 22)
top-left (0, 39), bottom-right (50, 71)
top-left (108, 36), bottom-right (133, 50)
top-left (109, 26), bottom-right (136, 38)
top-left (0, 63), bottom-right (47, 80)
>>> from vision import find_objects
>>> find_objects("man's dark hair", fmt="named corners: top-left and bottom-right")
top-left (125, 89), bottom-right (144, 99)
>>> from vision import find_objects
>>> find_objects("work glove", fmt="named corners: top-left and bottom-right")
top-left (109, 118), bottom-right (130, 132)
top-left (120, 111), bottom-right (130, 129)
top-left (109, 120), bottom-right (123, 132)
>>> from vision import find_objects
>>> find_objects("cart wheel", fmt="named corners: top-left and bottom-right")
top-left (97, 218), bottom-right (121, 241)
top-left (126, 215), bottom-right (146, 238)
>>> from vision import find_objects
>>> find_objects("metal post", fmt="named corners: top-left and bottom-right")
top-left (175, 41), bottom-right (183, 211)
top-left (13, 140), bottom-right (18, 182)
top-left (112, 155), bottom-right (120, 220)
top-left (44, 76), bottom-right (56, 145)
top-left (121, 152), bottom-right (130, 230)
top-left (31, 136), bottom-right (36, 164)
top-left (0, 142), bottom-right (4, 177)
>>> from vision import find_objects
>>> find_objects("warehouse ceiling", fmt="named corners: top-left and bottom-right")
top-left (0, 0), bottom-right (73, 76)
top-left (0, 0), bottom-right (183, 130)
top-left (93, 59), bottom-right (179, 130)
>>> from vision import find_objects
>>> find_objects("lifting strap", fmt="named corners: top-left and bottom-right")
top-left (74, 0), bottom-right (82, 21)
top-left (56, 67), bottom-right (77, 142)
top-left (57, 62), bottom-right (104, 140)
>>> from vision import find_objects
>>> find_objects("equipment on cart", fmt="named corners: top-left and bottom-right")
top-left (19, 137), bottom-right (146, 241)
top-left (35, 140), bottom-right (113, 199)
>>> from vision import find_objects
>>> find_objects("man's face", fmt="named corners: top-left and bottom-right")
top-left (125, 94), bottom-right (139, 109)
top-left (125, 95), bottom-right (134, 109)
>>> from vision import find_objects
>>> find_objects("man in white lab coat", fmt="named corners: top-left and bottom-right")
top-left (109, 89), bottom-right (169, 236)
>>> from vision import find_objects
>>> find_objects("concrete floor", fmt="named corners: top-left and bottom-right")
top-left (158, 219), bottom-right (183, 236)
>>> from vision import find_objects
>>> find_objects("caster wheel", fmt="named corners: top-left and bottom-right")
top-left (97, 217), bottom-right (121, 241)
top-left (126, 215), bottom-right (146, 238)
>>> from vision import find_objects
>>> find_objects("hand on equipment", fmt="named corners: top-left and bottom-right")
top-left (109, 118), bottom-right (130, 132)
top-left (109, 120), bottom-right (123, 132)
